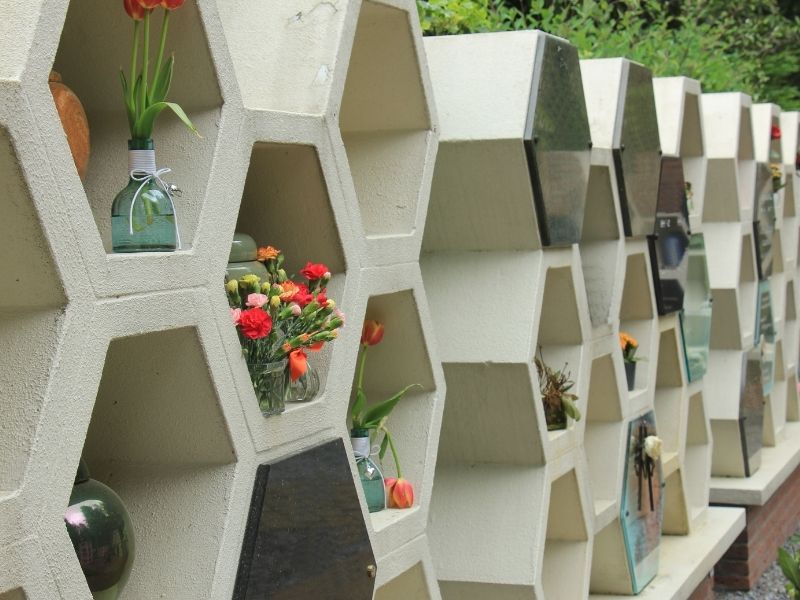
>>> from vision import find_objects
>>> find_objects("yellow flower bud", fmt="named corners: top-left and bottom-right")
top-left (225, 279), bottom-right (238, 294)
top-left (270, 295), bottom-right (281, 308)
top-left (326, 299), bottom-right (336, 309)
top-left (241, 274), bottom-right (261, 287)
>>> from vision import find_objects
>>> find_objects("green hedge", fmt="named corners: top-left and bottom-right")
top-left (417, 0), bottom-right (800, 109)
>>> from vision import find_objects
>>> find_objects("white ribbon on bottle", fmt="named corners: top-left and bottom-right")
top-left (127, 149), bottom-right (182, 249)
top-left (351, 436), bottom-right (387, 510)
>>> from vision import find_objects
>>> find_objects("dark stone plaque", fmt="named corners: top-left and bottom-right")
top-left (525, 34), bottom-right (592, 246)
top-left (755, 279), bottom-right (776, 396)
top-left (753, 164), bottom-right (777, 280)
top-left (233, 439), bottom-right (377, 600)
top-left (679, 234), bottom-right (713, 382)
top-left (739, 348), bottom-right (765, 477)
top-left (620, 411), bottom-right (664, 594)
top-left (613, 63), bottom-right (661, 238)
top-left (650, 157), bottom-right (691, 315)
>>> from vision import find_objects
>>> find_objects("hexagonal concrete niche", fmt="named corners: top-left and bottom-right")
top-left (0, 126), bottom-right (67, 501)
top-left (579, 152), bottom-right (626, 331)
top-left (752, 103), bottom-right (783, 165)
top-left (423, 250), bottom-right (546, 467)
top-left (234, 141), bottom-right (348, 394)
top-left (423, 30), bottom-right (591, 252)
top-left (785, 281), bottom-right (798, 372)
top-left (375, 561), bottom-right (438, 600)
top-left (764, 340), bottom-right (787, 447)
top-left (432, 463), bottom-right (548, 600)
top-left (652, 77), bottom-right (706, 231)
top-left (619, 248), bottom-right (659, 407)
top-left (584, 347), bottom-right (627, 526)
top-left (684, 391), bottom-right (711, 525)
top-left (704, 223), bottom-right (758, 350)
top-left (590, 517), bottom-right (630, 594)
top-left (653, 318), bottom-right (687, 478)
top-left (73, 327), bottom-right (238, 599)
top-left (348, 264), bottom-right (444, 556)
top-left (580, 58), bottom-right (661, 238)
top-left (780, 111), bottom-right (799, 165)
top-left (542, 463), bottom-right (592, 600)
top-left (53, 0), bottom-right (224, 252)
top-left (217, 0), bottom-right (348, 115)
top-left (700, 92), bottom-right (756, 222)
top-left (781, 197), bottom-right (797, 275)
top-left (339, 0), bottom-right (435, 248)
top-left (536, 252), bottom-right (590, 453)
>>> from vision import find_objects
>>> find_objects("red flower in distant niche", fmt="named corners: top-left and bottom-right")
top-left (771, 125), bottom-right (782, 140)
top-left (300, 262), bottom-right (330, 281)
top-left (238, 308), bottom-right (272, 340)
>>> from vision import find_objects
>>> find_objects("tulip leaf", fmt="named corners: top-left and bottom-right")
top-left (379, 433), bottom-right (389, 460)
top-left (351, 388), bottom-right (367, 426)
top-left (134, 101), bottom-right (199, 140)
top-left (150, 56), bottom-right (174, 105)
top-left (361, 384), bottom-right (420, 428)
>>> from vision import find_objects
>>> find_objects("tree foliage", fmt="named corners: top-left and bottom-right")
top-left (416, 0), bottom-right (800, 109)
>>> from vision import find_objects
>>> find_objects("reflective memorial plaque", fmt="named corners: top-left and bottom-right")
top-left (679, 234), bottom-right (713, 382)
top-left (753, 163), bottom-right (776, 280)
top-left (621, 411), bottom-right (664, 594)
top-left (650, 157), bottom-right (691, 315)
top-left (233, 440), bottom-right (377, 600)
top-left (526, 35), bottom-right (592, 246)
top-left (740, 347), bottom-right (765, 477)
top-left (613, 63), bottom-right (661, 238)
top-left (755, 279), bottom-right (776, 397)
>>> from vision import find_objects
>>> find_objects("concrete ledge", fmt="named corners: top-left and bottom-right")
top-left (590, 506), bottom-right (745, 599)
top-left (710, 421), bottom-right (800, 506)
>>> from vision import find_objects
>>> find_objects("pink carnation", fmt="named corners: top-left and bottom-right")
top-left (246, 293), bottom-right (269, 308)
top-left (230, 308), bottom-right (242, 324)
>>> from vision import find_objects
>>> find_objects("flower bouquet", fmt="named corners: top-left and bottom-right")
top-left (620, 331), bottom-right (643, 391)
top-left (535, 355), bottom-right (580, 431)
top-left (225, 247), bottom-right (343, 416)
top-left (349, 320), bottom-right (418, 512)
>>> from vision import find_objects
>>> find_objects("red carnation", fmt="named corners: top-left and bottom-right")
top-left (300, 262), bottom-right (330, 281)
top-left (238, 308), bottom-right (272, 340)
top-left (292, 283), bottom-right (315, 307)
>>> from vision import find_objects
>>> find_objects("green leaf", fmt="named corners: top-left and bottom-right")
top-left (379, 434), bottom-right (389, 460)
top-left (779, 548), bottom-right (800, 587)
top-left (150, 55), bottom-right (174, 105)
top-left (361, 384), bottom-right (420, 428)
top-left (351, 388), bottom-right (367, 426)
top-left (562, 396), bottom-right (581, 422)
top-left (134, 101), bottom-right (200, 140)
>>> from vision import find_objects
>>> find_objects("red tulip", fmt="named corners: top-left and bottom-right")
top-left (385, 477), bottom-right (414, 508)
top-left (361, 320), bottom-right (384, 346)
top-left (137, 0), bottom-right (161, 8)
top-left (124, 0), bottom-right (145, 20)
top-left (771, 125), bottom-right (782, 140)
top-left (288, 349), bottom-right (308, 382)
top-left (161, 0), bottom-right (185, 8)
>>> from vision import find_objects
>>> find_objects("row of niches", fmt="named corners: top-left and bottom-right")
top-left (41, 0), bottom-right (435, 261)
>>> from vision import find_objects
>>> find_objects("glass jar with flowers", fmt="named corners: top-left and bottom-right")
top-left (349, 320), bottom-right (418, 513)
top-left (112, 0), bottom-right (199, 253)
top-left (535, 354), bottom-right (580, 431)
top-left (620, 332), bottom-right (642, 391)
top-left (225, 247), bottom-right (342, 416)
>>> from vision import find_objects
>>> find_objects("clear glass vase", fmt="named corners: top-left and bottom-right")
top-left (111, 138), bottom-right (178, 253)
top-left (247, 359), bottom-right (288, 417)
top-left (287, 365), bottom-right (320, 403)
top-left (351, 429), bottom-right (385, 513)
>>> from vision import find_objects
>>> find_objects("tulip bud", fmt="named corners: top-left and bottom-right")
top-left (391, 478), bottom-right (414, 508)
top-left (137, 0), bottom-right (161, 8)
top-left (384, 478), bottom-right (398, 508)
top-left (361, 320), bottom-right (384, 346)
top-left (161, 0), bottom-right (185, 7)
top-left (124, 0), bottom-right (145, 19)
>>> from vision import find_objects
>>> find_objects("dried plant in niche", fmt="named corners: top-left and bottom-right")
top-left (535, 352), bottom-right (580, 431)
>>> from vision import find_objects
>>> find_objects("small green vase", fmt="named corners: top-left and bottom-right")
top-left (111, 138), bottom-right (178, 253)
top-left (351, 429), bottom-right (385, 513)
top-left (64, 459), bottom-right (135, 600)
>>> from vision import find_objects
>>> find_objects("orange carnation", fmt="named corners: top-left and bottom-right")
top-left (257, 246), bottom-right (280, 262)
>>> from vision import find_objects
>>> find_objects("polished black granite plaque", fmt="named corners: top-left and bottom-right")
top-left (753, 164), bottom-right (777, 280)
top-left (650, 157), bottom-right (691, 315)
top-left (613, 63), bottom-right (661, 238)
top-left (233, 439), bottom-right (377, 600)
top-left (739, 348), bottom-right (765, 477)
top-left (525, 34), bottom-right (592, 247)
top-left (620, 411), bottom-right (664, 594)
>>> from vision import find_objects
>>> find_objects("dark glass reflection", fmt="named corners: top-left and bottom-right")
top-left (614, 63), bottom-right (661, 237)
top-left (755, 280), bottom-right (776, 397)
top-left (679, 234), bottom-right (713, 382)
top-left (526, 35), bottom-right (591, 246)
top-left (234, 440), bottom-right (376, 600)
top-left (651, 157), bottom-right (691, 315)
top-left (620, 411), bottom-right (664, 594)
top-left (754, 163), bottom-right (776, 279)
top-left (740, 348), bottom-right (765, 477)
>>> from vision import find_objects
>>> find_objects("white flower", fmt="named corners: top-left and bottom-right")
top-left (643, 435), bottom-right (663, 460)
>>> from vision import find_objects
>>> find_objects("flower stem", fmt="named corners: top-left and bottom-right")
top-left (152, 9), bottom-right (170, 102)
top-left (383, 428), bottom-right (402, 478)
top-left (356, 343), bottom-right (368, 392)
top-left (139, 9), bottom-right (151, 133)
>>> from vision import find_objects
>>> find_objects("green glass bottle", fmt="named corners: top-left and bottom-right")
top-left (351, 429), bottom-right (385, 513)
top-left (111, 139), bottom-right (178, 253)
